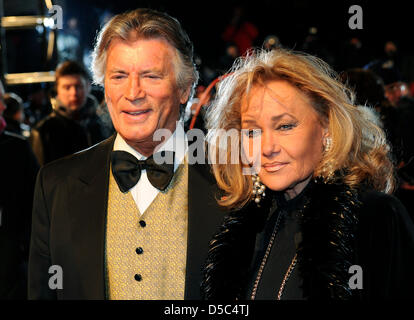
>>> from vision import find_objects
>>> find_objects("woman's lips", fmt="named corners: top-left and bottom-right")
top-left (262, 162), bottom-right (288, 172)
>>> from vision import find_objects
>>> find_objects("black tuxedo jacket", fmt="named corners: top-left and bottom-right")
top-left (28, 135), bottom-right (224, 299)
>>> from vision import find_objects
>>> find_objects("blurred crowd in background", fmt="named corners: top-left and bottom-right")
top-left (1, 0), bottom-right (414, 299)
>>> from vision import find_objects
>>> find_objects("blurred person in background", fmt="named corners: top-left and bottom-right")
top-left (385, 81), bottom-right (412, 107)
top-left (301, 27), bottom-right (335, 68)
top-left (340, 69), bottom-right (414, 221)
top-left (339, 68), bottom-right (398, 148)
top-left (57, 17), bottom-right (82, 63)
top-left (365, 40), bottom-right (402, 87)
top-left (337, 37), bottom-right (368, 71)
top-left (263, 34), bottom-right (281, 51)
top-left (219, 42), bottom-right (239, 73)
top-left (23, 83), bottom-right (52, 127)
top-left (385, 81), bottom-right (414, 219)
top-left (30, 60), bottom-right (110, 165)
top-left (3, 92), bottom-right (31, 138)
top-left (222, 5), bottom-right (259, 56)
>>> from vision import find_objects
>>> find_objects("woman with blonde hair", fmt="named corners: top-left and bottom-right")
top-left (201, 48), bottom-right (414, 299)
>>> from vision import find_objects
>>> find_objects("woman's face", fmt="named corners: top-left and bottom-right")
top-left (241, 80), bottom-right (326, 196)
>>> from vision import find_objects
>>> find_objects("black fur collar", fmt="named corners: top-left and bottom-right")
top-left (201, 178), bottom-right (361, 300)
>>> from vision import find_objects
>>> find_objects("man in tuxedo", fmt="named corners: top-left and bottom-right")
top-left (28, 8), bottom-right (224, 299)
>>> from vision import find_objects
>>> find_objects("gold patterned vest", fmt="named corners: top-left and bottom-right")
top-left (105, 161), bottom-right (188, 300)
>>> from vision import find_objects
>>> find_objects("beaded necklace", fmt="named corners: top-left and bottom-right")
top-left (250, 211), bottom-right (298, 300)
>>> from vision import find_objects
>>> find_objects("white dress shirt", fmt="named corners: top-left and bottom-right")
top-left (113, 121), bottom-right (188, 215)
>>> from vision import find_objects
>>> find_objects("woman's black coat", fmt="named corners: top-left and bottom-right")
top-left (201, 178), bottom-right (414, 300)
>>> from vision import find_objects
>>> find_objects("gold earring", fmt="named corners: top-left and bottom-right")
top-left (324, 136), bottom-right (332, 152)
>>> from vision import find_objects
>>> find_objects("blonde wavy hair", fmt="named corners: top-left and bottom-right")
top-left (206, 48), bottom-right (395, 209)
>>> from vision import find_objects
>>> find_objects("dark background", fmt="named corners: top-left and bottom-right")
top-left (67, 0), bottom-right (414, 58)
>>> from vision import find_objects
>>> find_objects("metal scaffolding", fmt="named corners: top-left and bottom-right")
top-left (0, 0), bottom-right (57, 87)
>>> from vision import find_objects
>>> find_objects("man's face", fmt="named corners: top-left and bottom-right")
top-left (385, 82), bottom-right (408, 106)
top-left (104, 38), bottom-right (189, 155)
top-left (56, 75), bottom-right (88, 112)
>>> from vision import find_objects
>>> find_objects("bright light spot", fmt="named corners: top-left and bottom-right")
top-left (43, 17), bottom-right (55, 28)
top-left (309, 27), bottom-right (318, 35)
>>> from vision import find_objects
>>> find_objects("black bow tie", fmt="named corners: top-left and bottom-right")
top-left (111, 150), bottom-right (175, 192)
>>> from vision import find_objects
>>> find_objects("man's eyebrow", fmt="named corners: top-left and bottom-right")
top-left (107, 69), bottom-right (128, 74)
top-left (140, 68), bottom-right (164, 75)
top-left (107, 68), bottom-right (164, 75)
